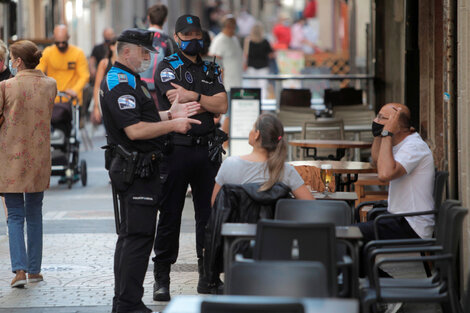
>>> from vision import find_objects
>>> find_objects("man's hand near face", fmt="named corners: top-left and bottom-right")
top-left (383, 107), bottom-right (401, 134)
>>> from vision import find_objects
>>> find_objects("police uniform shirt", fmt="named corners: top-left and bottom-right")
top-left (100, 61), bottom-right (163, 153)
top-left (155, 51), bottom-right (226, 136)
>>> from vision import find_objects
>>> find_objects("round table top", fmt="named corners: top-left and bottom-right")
top-left (289, 160), bottom-right (377, 174)
top-left (289, 139), bottom-right (372, 149)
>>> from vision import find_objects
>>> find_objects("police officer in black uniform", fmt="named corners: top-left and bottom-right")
top-left (152, 15), bottom-right (228, 301)
top-left (100, 28), bottom-right (201, 313)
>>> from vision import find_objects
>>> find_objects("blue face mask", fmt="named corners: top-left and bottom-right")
top-left (177, 36), bottom-right (203, 56)
top-left (9, 60), bottom-right (17, 76)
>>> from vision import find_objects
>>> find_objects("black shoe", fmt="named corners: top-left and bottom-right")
top-left (153, 262), bottom-right (171, 301)
top-left (153, 283), bottom-right (170, 301)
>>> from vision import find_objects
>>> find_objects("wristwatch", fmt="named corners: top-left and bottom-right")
top-left (381, 130), bottom-right (393, 137)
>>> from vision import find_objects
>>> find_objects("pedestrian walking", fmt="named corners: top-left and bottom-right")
top-left (91, 37), bottom-right (117, 125)
top-left (153, 14), bottom-right (228, 301)
top-left (0, 40), bottom-right (57, 288)
top-left (89, 27), bottom-right (115, 83)
top-left (37, 24), bottom-right (90, 182)
top-left (100, 28), bottom-right (200, 313)
top-left (243, 22), bottom-right (274, 99)
top-left (140, 3), bottom-right (177, 107)
top-left (0, 39), bottom-right (11, 236)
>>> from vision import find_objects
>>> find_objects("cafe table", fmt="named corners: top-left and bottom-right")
top-left (290, 160), bottom-right (377, 192)
top-left (164, 295), bottom-right (359, 313)
top-left (312, 191), bottom-right (358, 208)
top-left (289, 139), bottom-right (372, 161)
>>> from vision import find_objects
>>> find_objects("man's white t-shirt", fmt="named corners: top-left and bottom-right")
top-left (209, 33), bottom-right (243, 92)
top-left (388, 132), bottom-right (435, 238)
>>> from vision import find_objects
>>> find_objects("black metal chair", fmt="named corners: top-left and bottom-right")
top-left (201, 300), bottom-right (305, 313)
top-left (360, 205), bottom-right (467, 313)
top-left (227, 260), bottom-right (329, 298)
top-left (252, 219), bottom-right (337, 296)
top-left (363, 200), bottom-right (461, 289)
top-left (275, 199), bottom-right (354, 297)
top-left (355, 170), bottom-right (449, 278)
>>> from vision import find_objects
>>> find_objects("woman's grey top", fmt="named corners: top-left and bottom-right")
top-left (215, 156), bottom-right (305, 192)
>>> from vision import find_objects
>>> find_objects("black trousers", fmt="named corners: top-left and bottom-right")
top-left (112, 174), bottom-right (160, 313)
top-left (356, 215), bottom-right (420, 278)
top-left (153, 145), bottom-right (219, 264)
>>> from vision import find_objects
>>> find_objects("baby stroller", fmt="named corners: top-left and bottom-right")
top-left (50, 92), bottom-right (87, 189)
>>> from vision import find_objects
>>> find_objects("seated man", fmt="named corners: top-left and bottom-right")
top-left (357, 102), bottom-right (435, 277)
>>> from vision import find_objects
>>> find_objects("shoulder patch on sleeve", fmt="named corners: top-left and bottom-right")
top-left (106, 67), bottom-right (136, 90)
top-left (160, 68), bottom-right (176, 82)
top-left (117, 95), bottom-right (136, 110)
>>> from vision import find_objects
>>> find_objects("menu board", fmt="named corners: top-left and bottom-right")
top-left (229, 88), bottom-right (261, 156)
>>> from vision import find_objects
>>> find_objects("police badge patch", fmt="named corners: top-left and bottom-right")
top-left (141, 85), bottom-right (151, 99)
top-left (185, 71), bottom-right (193, 83)
top-left (160, 68), bottom-right (176, 82)
top-left (118, 95), bottom-right (136, 110)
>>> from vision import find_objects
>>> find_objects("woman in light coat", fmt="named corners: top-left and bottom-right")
top-left (0, 40), bottom-right (57, 288)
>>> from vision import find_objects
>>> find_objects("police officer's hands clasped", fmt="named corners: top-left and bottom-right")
top-left (170, 94), bottom-right (201, 119)
top-left (167, 82), bottom-right (198, 103)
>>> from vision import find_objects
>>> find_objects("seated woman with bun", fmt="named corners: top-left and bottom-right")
top-left (211, 113), bottom-right (314, 204)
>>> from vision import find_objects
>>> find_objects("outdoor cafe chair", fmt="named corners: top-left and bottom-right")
top-left (301, 118), bottom-right (345, 160)
top-left (251, 220), bottom-right (338, 297)
top-left (227, 260), bottom-right (329, 298)
top-left (362, 200), bottom-right (460, 290)
top-left (354, 170), bottom-right (448, 278)
top-left (360, 205), bottom-right (467, 313)
top-left (274, 199), bottom-right (355, 297)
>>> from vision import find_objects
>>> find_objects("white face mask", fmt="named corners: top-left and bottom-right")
top-left (129, 46), bottom-right (151, 73)
top-left (135, 58), bottom-right (151, 73)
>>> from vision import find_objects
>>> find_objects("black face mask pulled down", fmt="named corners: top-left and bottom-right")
top-left (56, 42), bottom-right (69, 53)
top-left (372, 121), bottom-right (385, 137)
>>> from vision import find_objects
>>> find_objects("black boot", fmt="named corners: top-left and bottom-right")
top-left (197, 258), bottom-right (224, 294)
top-left (153, 262), bottom-right (171, 301)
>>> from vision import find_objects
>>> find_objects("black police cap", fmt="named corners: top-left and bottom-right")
top-left (117, 28), bottom-right (156, 52)
top-left (175, 15), bottom-right (202, 34)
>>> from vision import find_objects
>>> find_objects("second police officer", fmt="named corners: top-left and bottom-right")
top-left (100, 28), bottom-right (201, 313)
top-left (152, 15), bottom-right (228, 301)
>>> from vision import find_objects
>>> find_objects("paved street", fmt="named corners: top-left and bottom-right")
top-left (0, 126), bottom-right (200, 313)
top-left (0, 125), bottom-right (442, 313)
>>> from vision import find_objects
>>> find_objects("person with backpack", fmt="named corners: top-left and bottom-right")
top-left (141, 4), bottom-right (177, 108)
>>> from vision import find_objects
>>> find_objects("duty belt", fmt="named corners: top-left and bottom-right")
top-left (172, 133), bottom-right (210, 146)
